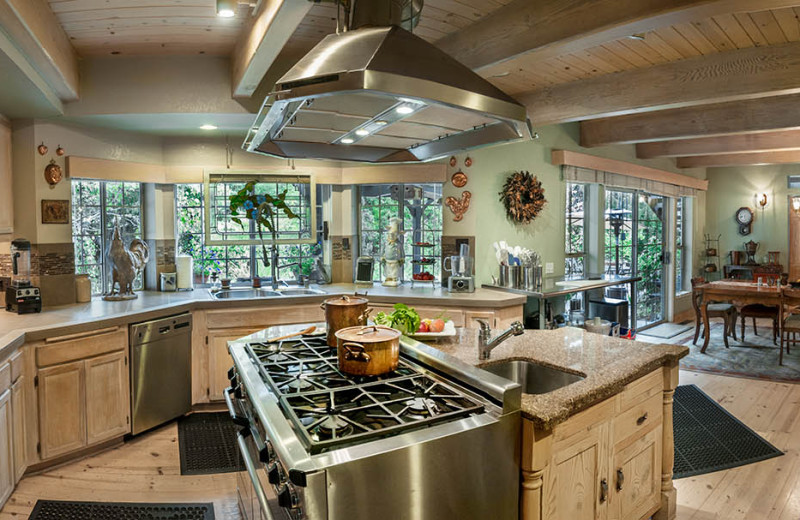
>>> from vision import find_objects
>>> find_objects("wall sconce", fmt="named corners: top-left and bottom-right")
top-left (792, 196), bottom-right (800, 215)
top-left (755, 192), bottom-right (769, 211)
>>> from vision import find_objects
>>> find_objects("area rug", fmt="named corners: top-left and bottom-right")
top-left (177, 412), bottom-right (244, 475)
top-left (673, 384), bottom-right (782, 479)
top-left (642, 322), bottom-right (693, 339)
top-left (645, 320), bottom-right (800, 383)
top-left (30, 501), bottom-right (215, 519)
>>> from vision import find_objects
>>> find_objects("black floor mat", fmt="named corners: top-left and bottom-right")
top-left (673, 384), bottom-right (783, 479)
top-left (177, 412), bottom-right (244, 475)
top-left (30, 501), bottom-right (215, 519)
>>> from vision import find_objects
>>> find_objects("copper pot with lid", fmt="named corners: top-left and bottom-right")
top-left (334, 325), bottom-right (401, 376)
top-left (320, 294), bottom-right (371, 346)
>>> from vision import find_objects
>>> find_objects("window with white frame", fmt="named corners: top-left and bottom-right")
top-left (176, 183), bottom-right (325, 283)
top-left (358, 184), bottom-right (443, 282)
top-left (675, 196), bottom-right (692, 294)
top-left (565, 182), bottom-right (586, 279)
top-left (72, 179), bottom-right (143, 294)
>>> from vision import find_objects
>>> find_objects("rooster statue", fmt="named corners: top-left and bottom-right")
top-left (103, 222), bottom-right (150, 301)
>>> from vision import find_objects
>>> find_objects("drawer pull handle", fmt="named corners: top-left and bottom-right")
top-left (636, 412), bottom-right (648, 425)
top-left (616, 468), bottom-right (624, 491)
top-left (600, 478), bottom-right (608, 503)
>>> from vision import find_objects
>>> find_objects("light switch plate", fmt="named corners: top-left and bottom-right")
top-left (545, 262), bottom-right (554, 274)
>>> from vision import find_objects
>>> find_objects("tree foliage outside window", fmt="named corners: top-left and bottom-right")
top-left (176, 184), bottom-right (322, 283)
top-left (72, 179), bottom-right (143, 295)
top-left (565, 183), bottom-right (586, 279)
top-left (359, 184), bottom-right (443, 282)
top-left (676, 197), bottom-right (687, 295)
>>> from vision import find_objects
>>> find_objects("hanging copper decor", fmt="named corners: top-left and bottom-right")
top-left (37, 142), bottom-right (48, 156)
top-left (445, 191), bottom-right (471, 222)
top-left (451, 170), bottom-right (468, 188)
top-left (449, 156), bottom-right (457, 167)
top-left (56, 145), bottom-right (65, 156)
top-left (499, 170), bottom-right (547, 224)
top-left (464, 156), bottom-right (472, 167)
top-left (44, 159), bottom-right (63, 186)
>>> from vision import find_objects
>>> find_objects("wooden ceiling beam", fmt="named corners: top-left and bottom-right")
top-left (676, 150), bottom-right (800, 168)
top-left (0, 0), bottom-right (79, 101)
top-left (637, 130), bottom-right (800, 158)
top-left (435, 0), bottom-right (800, 72)
top-left (231, 0), bottom-right (312, 98)
top-left (580, 94), bottom-right (800, 148)
top-left (522, 40), bottom-right (800, 126)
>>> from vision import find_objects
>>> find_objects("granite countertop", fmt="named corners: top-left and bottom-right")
top-left (429, 327), bottom-right (688, 430)
top-left (0, 284), bottom-right (524, 355)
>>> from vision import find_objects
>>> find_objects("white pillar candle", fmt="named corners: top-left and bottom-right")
top-left (176, 255), bottom-right (194, 290)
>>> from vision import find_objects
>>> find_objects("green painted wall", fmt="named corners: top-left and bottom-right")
top-left (442, 122), bottom-right (707, 289)
top-left (705, 165), bottom-right (798, 266)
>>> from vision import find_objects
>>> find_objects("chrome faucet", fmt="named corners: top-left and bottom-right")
top-left (269, 245), bottom-right (302, 290)
top-left (477, 320), bottom-right (525, 360)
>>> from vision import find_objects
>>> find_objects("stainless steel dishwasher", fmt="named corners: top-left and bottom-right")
top-left (130, 313), bottom-right (192, 435)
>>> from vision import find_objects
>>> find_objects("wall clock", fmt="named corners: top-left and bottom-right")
top-left (735, 206), bottom-right (753, 235)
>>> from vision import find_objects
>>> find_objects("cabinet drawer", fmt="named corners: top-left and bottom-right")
top-left (0, 363), bottom-right (9, 394)
top-left (618, 369), bottom-right (662, 413)
top-left (37, 328), bottom-right (127, 368)
top-left (613, 392), bottom-right (662, 445)
top-left (9, 351), bottom-right (22, 384)
top-left (206, 305), bottom-right (323, 330)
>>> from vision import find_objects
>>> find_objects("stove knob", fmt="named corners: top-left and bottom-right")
top-left (267, 462), bottom-right (282, 485)
top-left (277, 483), bottom-right (298, 508)
top-left (259, 441), bottom-right (275, 463)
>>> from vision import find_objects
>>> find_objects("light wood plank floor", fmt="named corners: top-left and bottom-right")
top-left (0, 371), bottom-right (796, 519)
top-left (0, 422), bottom-right (241, 519)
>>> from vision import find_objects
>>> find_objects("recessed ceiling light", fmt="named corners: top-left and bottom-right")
top-left (628, 33), bottom-right (646, 41)
top-left (216, 0), bottom-right (236, 17)
top-left (396, 106), bottom-right (414, 115)
top-left (355, 129), bottom-right (369, 136)
top-left (341, 138), bottom-right (354, 144)
top-left (375, 120), bottom-right (388, 126)
top-left (200, 124), bottom-right (218, 130)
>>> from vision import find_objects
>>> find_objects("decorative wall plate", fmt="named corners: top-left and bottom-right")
top-left (451, 170), bottom-right (468, 188)
top-left (445, 191), bottom-right (471, 222)
top-left (44, 159), bottom-right (63, 186)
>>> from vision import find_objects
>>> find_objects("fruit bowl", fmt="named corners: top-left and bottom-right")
top-left (407, 320), bottom-right (457, 340)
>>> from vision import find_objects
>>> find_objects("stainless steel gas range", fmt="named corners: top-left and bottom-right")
top-left (226, 324), bottom-right (521, 520)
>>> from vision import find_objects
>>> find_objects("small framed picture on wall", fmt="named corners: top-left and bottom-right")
top-left (41, 199), bottom-right (70, 224)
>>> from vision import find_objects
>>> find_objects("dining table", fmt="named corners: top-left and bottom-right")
top-left (697, 280), bottom-right (781, 353)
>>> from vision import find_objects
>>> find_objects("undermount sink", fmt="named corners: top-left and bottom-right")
top-left (480, 360), bottom-right (585, 394)
top-left (211, 287), bottom-right (326, 299)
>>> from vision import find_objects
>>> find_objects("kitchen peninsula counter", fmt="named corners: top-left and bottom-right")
top-left (430, 327), bottom-right (688, 430)
top-left (0, 284), bottom-right (524, 355)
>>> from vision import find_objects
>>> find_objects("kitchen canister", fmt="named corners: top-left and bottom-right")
top-left (498, 265), bottom-right (521, 288)
top-left (160, 272), bottom-right (177, 292)
top-left (75, 274), bottom-right (91, 303)
top-left (176, 255), bottom-right (194, 290)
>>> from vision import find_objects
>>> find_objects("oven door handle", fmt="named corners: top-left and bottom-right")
top-left (224, 386), bottom-right (249, 427)
top-left (237, 432), bottom-right (276, 520)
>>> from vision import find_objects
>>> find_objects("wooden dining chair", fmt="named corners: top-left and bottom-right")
top-left (779, 287), bottom-right (800, 365)
top-left (691, 277), bottom-right (736, 347)
top-left (740, 275), bottom-right (779, 344)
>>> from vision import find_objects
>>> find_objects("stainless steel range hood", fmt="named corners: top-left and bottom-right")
top-left (243, 2), bottom-right (531, 163)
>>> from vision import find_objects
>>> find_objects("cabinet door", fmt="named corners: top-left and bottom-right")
top-left (208, 329), bottom-right (260, 401)
top-left (85, 351), bottom-right (130, 444)
top-left (0, 390), bottom-right (13, 506)
top-left (38, 361), bottom-right (86, 460)
top-left (543, 424), bottom-right (609, 520)
top-left (11, 377), bottom-right (25, 483)
top-left (609, 426), bottom-right (662, 520)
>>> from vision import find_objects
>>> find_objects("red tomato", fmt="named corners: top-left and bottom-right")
top-left (417, 321), bottom-right (429, 333)
top-left (430, 319), bottom-right (445, 333)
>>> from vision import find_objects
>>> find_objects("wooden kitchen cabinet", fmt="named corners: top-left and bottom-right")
top-left (523, 366), bottom-right (676, 520)
top-left (0, 389), bottom-right (13, 506)
top-left (208, 328), bottom-right (261, 401)
top-left (85, 351), bottom-right (129, 445)
top-left (11, 376), bottom-right (25, 483)
top-left (38, 360), bottom-right (86, 460)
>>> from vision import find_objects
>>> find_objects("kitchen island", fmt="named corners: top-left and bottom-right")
top-left (430, 327), bottom-right (688, 520)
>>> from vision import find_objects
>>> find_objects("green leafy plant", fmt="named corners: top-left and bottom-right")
top-left (373, 303), bottom-right (421, 335)
top-left (229, 180), bottom-right (299, 267)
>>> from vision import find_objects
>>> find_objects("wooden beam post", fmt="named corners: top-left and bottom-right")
top-left (676, 150), bottom-right (800, 168)
top-left (637, 130), bottom-right (800, 158)
top-left (0, 0), bottom-right (79, 101)
top-left (231, 0), bottom-right (312, 98)
top-left (435, 0), bottom-right (800, 72)
top-left (580, 94), bottom-right (800, 147)
top-left (521, 40), bottom-right (800, 126)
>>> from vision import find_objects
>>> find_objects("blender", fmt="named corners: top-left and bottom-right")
top-left (445, 243), bottom-right (475, 292)
top-left (5, 238), bottom-right (41, 314)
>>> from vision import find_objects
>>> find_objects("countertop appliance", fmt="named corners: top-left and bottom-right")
top-left (5, 238), bottom-right (40, 314)
top-left (445, 245), bottom-right (475, 293)
top-left (227, 326), bottom-right (521, 520)
top-left (130, 313), bottom-right (192, 435)
top-left (243, 0), bottom-right (530, 164)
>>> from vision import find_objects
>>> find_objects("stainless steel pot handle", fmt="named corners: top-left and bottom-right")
top-left (237, 433), bottom-right (275, 520)
top-left (342, 342), bottom-right (371, 363)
